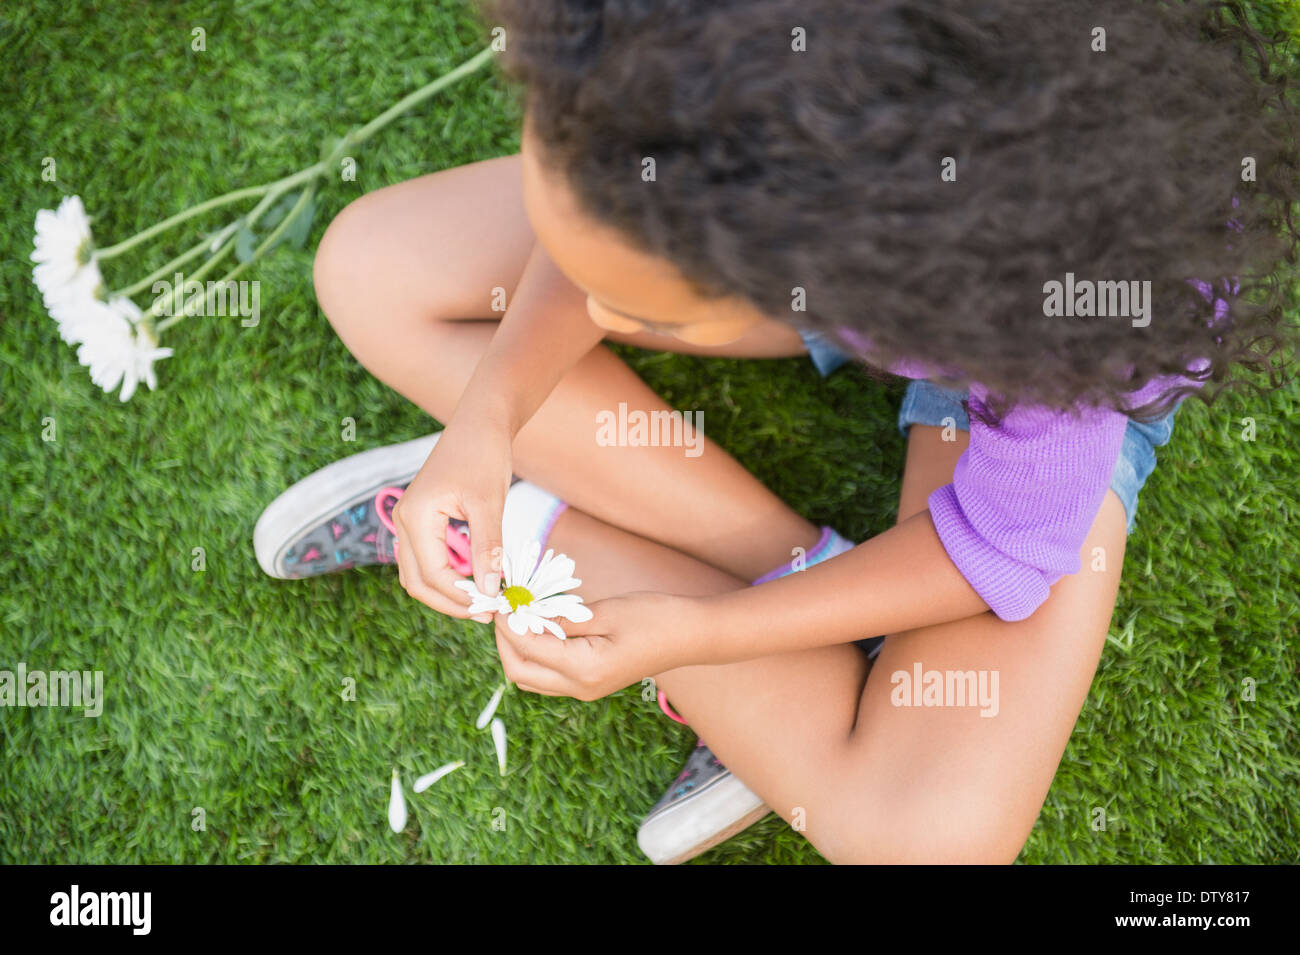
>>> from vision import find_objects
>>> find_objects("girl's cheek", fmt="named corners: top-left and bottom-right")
top-left (678, 319), bottom-right (753, 346)
top-left (585, 296), bottom-right (642, 333)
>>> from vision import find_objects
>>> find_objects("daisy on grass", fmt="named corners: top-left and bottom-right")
top-left (76, 297), bottom-right (174, 403)
top-left (31, 196), bottom-right (98, 306)
top-left (46, 266), bottom-right (107, 346)
top-left (29, 48), bottom-right (498, 404)
top-left (31, 195), bottom-right (110, 345)
top-left (455, 539), bottom-right (593, 640)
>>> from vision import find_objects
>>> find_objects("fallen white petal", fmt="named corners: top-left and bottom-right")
top-left (475, 683), bottom-right (505, 729)
top-left (413, 760), bottom-right (465, 793)
top-left (491, 717), bottom-right (507, 776)
top-left (388, 768), bottom-right (407, 832)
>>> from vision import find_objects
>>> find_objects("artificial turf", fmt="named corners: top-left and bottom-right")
top-left (1, 0), bottom-right (1296, 864)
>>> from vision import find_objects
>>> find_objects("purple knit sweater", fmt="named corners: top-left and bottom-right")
top-left (841, 279), bottom-right (1231, 622)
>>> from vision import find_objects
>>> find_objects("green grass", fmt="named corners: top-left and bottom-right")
top-left (1, 0), bottom-right (1296, 864)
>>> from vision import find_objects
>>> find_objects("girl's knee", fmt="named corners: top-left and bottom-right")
top-left (811, 786), bottom-right (1028, 864)
top-left (312, 195), bottom-right (375, 323)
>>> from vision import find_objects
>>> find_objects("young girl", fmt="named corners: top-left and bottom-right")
top-left (254, 0), bottom-right (1298, 863)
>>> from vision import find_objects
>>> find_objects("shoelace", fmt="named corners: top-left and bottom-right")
top-left (373, 486), bottom-right (474, 576)
top-left (658, 690), bottom-right (689, 725)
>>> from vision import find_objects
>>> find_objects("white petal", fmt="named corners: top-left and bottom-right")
top-left (475, 683), bottom-right (505, 729)
top-left (518, 544), bottom-right (556, 591)
top-left (538, 616), bottom-right (568, 640)
top-left (527, 573), bottom-right (582, 602)
top-left (471, 596), bottom-right (505, 616)
top-left (499, 541), bottom-right (515, 587)
top-left (530, 550), bottom-right (576, 588)
top-left (388, 768), bottom-right (407, 832)
top-left (454, 578), bottom-right (485, 599)
top-left (507, 607), bottom-right (568, 640)
top-left (507, 539), bottom-right (541, 587)
top-left (47, 275), bottom-right (107, 345)
top-left (31, 197), bottom-right (96, 306)
top-left (519, 549), bottom-right (582, 600)
top-left (413, 760), bottom-right (464, 793)
top-left (454, 580), bottom-right (508, 616)
top-left (506, 609), bottom-right (545, 636)
top-left (529, 594), bottom-right (593, 623)
top-left (491, 718), bottom-right (507, 775)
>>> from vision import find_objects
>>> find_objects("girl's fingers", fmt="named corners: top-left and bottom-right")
top-left (399, 505), bottom-right (474, 607)
top-left (497, 623), bottom-right (573, 672)
top-left (463, 497), bottom-right (506, 598)
top-left (494, 628), bottom-right (571, 696)
top-left (392, 507), bottom-right (473, 618)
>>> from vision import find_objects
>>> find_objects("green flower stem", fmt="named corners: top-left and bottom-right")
top-left (150, 238), bottom-right (236, 327)
top-left (112, 227), bottom-right (229, 298)
top-left (154, 180), bottom-right (318, 331)
top-left (149, 179), bottom-right (295, 323)
top-left (138, 44), bottom-right (496, 331)
top-left (347, 46), bottom-right (496, 149)
top-left (93, 165), bottom-right (321, 260)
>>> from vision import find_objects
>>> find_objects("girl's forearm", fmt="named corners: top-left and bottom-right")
top-left (455, 240), bottom-right (605, 436)
top-left (683, 511), bottom-right (990, 665)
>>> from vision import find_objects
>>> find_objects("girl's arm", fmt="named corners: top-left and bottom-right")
top-left (679, 509), bottom-right (988, 665)
top-left (672, 389), bottom-right (1131, 666)
top-left (455, 240), bottom-right (604, 437)
top-left (390, 240), bottom-right (604, 607)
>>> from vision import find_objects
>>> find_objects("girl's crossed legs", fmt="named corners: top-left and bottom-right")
top-left (313, 154), bottom-right (1126, 863)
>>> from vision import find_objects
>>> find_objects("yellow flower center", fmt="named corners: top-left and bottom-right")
top-left (502, 585), bottom-right (534, 612)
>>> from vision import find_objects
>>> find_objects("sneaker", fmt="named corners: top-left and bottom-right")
top-left (253, 432), bottom-right (468, 579)
top-left (636, 739), bottom-right (772, 865)
top-left (638, 636), bottom-right (886, 864)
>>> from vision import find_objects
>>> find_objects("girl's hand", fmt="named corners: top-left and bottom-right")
top-left (390, 419), bottom-right (513, 620)
top-left (492, 592), bottom-right (699, 701)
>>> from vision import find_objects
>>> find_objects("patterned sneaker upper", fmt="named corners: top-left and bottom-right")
top-left (642, 739), bottom-right (733, 823)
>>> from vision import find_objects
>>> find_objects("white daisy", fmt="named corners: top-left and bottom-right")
top-left (74, 297), bottom-right (173, 403)
top-left (455, 539), bottom-right (593, 640)
top-left (31, 196), bottom-right (100, 308)
top-left (45, 262), bottom-right (108, 345)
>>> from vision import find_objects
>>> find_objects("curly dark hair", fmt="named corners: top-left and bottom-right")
top-left (481, 0), bottom-right (1300, 420)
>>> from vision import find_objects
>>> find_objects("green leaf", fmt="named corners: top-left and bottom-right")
top-left (284, 194), bottom-right (318, 250)
top-left (260, 192), bottom-right (300, 231)
top-left (234, 224), bottom-right (257, 264)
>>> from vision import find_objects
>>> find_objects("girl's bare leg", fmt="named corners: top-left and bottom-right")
top-left (644, 429), bottom-right (1126, 863)
top-left (494, 430), bottom-right (1125, 864)
top-left (315, 156), bottom-right (1125, 862)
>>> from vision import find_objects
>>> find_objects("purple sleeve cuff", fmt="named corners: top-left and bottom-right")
top-left (927, 483), bottom-right (1051, 622)
top-left (922, 390), bottom-right (1130, 623)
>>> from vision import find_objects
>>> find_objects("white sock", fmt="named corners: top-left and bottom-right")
top-left (500, 480), bottom-right (568, 560)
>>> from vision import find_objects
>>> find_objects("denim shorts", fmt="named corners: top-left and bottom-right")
top-left (796, 328), bottom-right (1179, 536)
